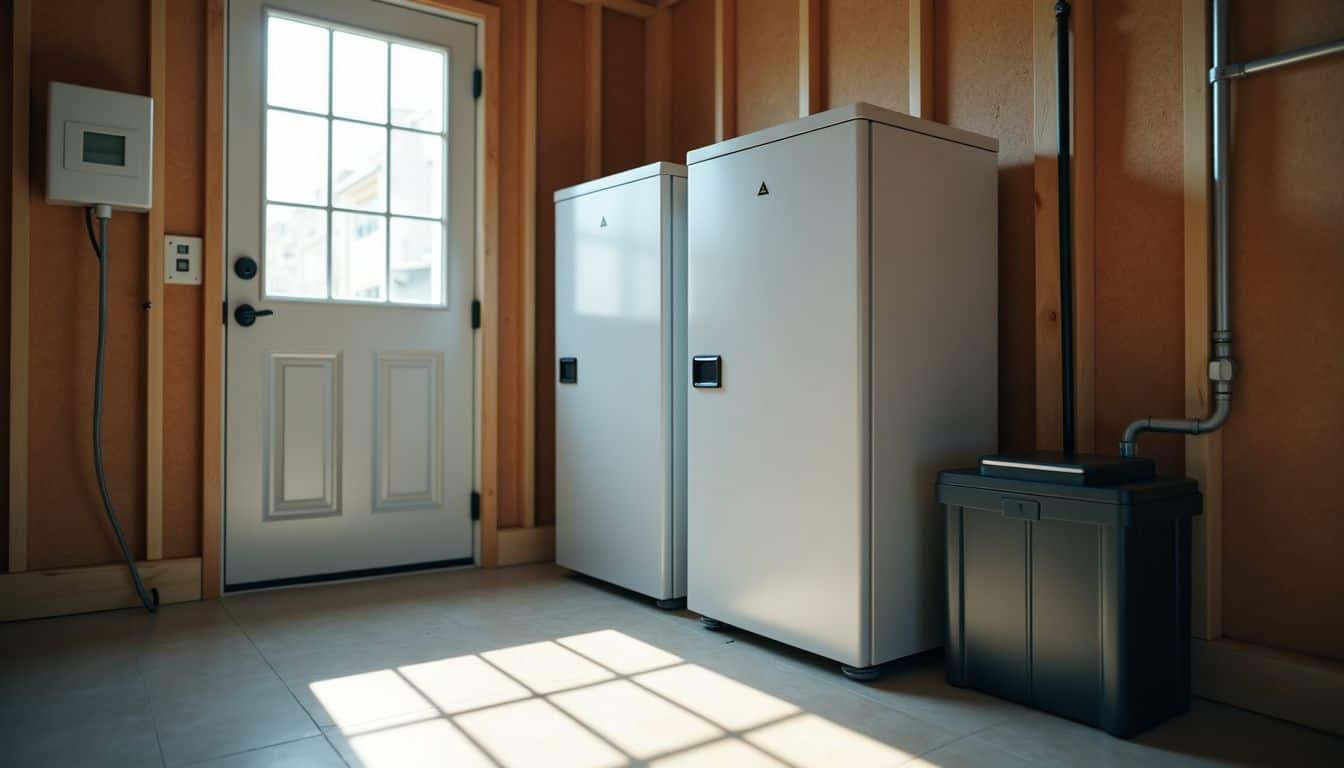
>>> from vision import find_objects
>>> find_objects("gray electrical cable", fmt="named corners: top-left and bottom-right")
top-left (86, 206), bottom-right (159, 613)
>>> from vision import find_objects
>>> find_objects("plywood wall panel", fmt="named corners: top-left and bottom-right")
top-left (933, 0), bottom-right (1035, 454)
top-left (735, 0), bottom-right (797, 134)
top-left (163, 0), bottom-right (205, 559)
top-left (824, 0), bottom-right (907, 112)
top-left (602, 8), bottom-right (646, 176)
top-left (669, 0), bottom-right (715, 161)
top-left (534, 0), bottom-right (587, 527)
top-left (1092, 0), bottom-right (1185, 476)
top-left (27, 0), bottom-right (150, 569)
top-left (1222, 0), bottom-right (1344, 662)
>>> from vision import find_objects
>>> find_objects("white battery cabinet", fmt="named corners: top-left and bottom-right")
top-left (554, 162), bottom-right (688, 606)
top-left (686, 103), bottom-right (999, 678)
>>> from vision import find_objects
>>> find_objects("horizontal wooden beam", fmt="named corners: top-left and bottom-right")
top-left (566, 0), bottom-right (656, 20)
top-left (0, 557), bottom-right (202, 621)
top-left (497, 525), bottom-right (556, 566)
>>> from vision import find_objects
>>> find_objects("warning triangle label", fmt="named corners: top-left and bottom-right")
top-left (757, 182), bottom-right (770, 196)
top-left (600, 216), bottom-right (607, 227)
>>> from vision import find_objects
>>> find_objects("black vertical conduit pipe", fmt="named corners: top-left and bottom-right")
top-left (1055, 1), bottom-right (1076, 456)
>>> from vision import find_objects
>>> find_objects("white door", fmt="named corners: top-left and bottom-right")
top-left (225, 0), bottom-right (478, 588)
top-left (554, 175), bottom-right (672, 599)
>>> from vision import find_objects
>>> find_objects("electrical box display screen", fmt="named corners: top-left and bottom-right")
top-left (82, 131), bottom-right (126, 167)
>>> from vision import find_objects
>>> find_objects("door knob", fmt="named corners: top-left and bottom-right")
top-left (234, 256), bottom-right (258, 280)
top-left (234, 304), bottom-right (274, 327)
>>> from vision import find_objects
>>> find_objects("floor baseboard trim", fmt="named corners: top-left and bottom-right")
top-left (1, 557), bottom-right (202, 621)
top-left (497, 525), bottom-right (554, 566)
top-left (1193, 637), bottom-right (1344, 737)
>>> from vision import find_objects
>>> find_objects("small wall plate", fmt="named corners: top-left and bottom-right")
top-left (164, 235), bottom-right (203, 285)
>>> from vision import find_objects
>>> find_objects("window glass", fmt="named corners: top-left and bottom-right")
top-left (332, 31), bottom-right (387, 123)
top-left (390, 44), bottom-right (445, 132)
top-left (267, 18), bottom-right (328, 114)
top-left (333, 212), bottom-right (387, 301)
top-left (332, 120), bottom-right (387, 212)
top-left (266, 204), bottom-right (328, 299)
top-left (263, 13), bottom-right (450, 305)
top-left (390, 217), bottom-right (443, 305)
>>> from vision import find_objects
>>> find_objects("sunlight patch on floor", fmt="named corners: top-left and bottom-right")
top-left (345, 716), bottom-right (495, 768)
top-left (551, 679), bottom-right (723, 759)
top-left (634, 663), bottom-right (801, 731)
top-left (557, 629), bottom-right (684, 675)
top-left (482, 640), bottom-right (616, 694)
top-left (648, 739), bottom-right (789, 768)
top-left (309, 628), bottom-right (922, 768)
top-left (310, 669), bottom-right (433, 726)
top-left (398, 654), bottom-right (532, 714)
top-left (454, 698), bottom-right (628, 768)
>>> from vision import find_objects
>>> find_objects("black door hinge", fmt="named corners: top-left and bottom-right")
top-left (470, 491), bottom-right (481, 521)
top-left (471, 298), bottom-right (481, 330)
top-left (473, 68), bottom-right (483, 100)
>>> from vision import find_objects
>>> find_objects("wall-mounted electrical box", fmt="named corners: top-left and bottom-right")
top-left (164, 235), bottom-right (203, 285)
top-left (46, 82), bottom-right (153, 211)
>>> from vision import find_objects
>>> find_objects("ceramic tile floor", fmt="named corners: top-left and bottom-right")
top-left (2, 564), bottom-right (1342, 767)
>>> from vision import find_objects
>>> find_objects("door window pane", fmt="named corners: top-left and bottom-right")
top-left (332, 31), bottom-right (388, 123)
top-left (390, 217), bottom-right (442, 305)
top-left (391, 44), bottom-right (445, 132)
top-left (262, 12), bottom-right (450, 306)
top-left (390, 129), bottom-right (443, 218)
top-left (267, 110), bottom-right (328, 206)
top-left (266, 205), bottom-right (328, 299)
top-left (332, 121), bottom-right (387, 212)
top-left (267, 17), bottom-right (329, 114)
top-left (333, 212), bottom-right (387, 301)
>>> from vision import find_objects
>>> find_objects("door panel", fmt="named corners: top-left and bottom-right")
top-left (686, 122), bottom-right (869, 665)
top-left (270, 354), bottom-right (341, 518)
top-left (226, 0), bottom-right (477, 587)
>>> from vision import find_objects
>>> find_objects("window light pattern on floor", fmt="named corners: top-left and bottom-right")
top-left (312, 628), bottom-right (915, 768)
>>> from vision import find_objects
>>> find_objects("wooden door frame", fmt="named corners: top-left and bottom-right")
top-left (202, 0), bottom-right (501, 598)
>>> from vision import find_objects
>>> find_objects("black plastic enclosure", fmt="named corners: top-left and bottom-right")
top-left (938, 468), bottom-right (1201, 738)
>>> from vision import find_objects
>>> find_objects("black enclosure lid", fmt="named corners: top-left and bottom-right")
top-left (938, 467), bottom-right (1200, 508)
top-left (977, 451), bottom-right (1156, 486)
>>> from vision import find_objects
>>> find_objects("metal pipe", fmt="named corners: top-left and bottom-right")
top-left (1120, 0), bottom-right (1237, 457)
top-left (1121, 396), bottom-right (1231, 458)
top-left (1211, 0), bottom-right (1231, 359)
top-left (1056, 0), bottom-right (1076, 456)
top-left (1212, 37), bottom-right (1344, 82)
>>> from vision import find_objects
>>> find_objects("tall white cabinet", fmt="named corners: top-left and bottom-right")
top-left (686, 104), bottom-right (999, 676)
top-left (554, 162), bottom-right (688, 606)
